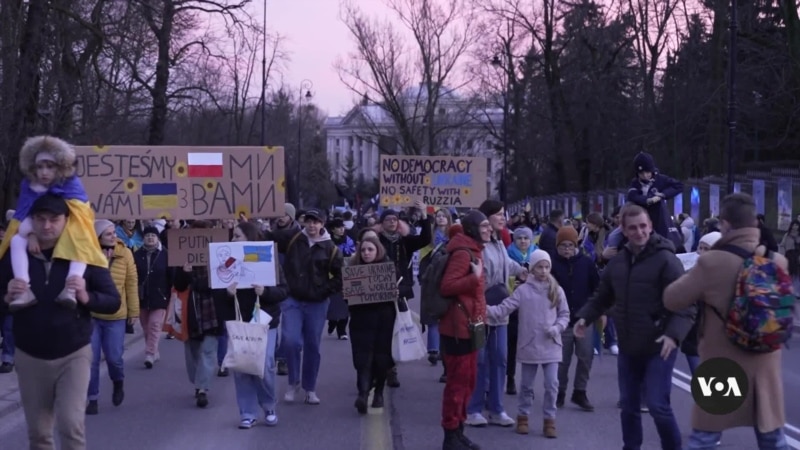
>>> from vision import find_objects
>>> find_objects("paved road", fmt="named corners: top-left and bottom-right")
top-left (0, 295), bottom-right (798, 449)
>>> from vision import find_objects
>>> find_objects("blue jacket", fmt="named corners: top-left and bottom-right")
top-left (551, 252), bottom-right (600, 326)
top-left (0, 249), bottom-right (121, 360)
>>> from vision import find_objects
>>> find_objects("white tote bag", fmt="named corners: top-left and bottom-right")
top-left (222, 297), bottom-right (270, 378)
top-left (391, 300), bottom-right (427, 362)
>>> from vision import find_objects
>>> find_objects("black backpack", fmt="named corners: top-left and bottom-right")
top-left (419, 244), bottom-right (474, 321)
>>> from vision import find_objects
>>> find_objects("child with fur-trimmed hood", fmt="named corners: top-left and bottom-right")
top-left (0, 136), bottom-right (106, 310)
top-left (626, 152), bottom-right (685, 252)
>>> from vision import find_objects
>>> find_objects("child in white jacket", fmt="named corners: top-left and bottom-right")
top-left (486, 249), bottom-right (570, 439)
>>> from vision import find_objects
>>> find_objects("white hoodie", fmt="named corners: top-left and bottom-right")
top-left (680, 216), bottom-right (695, 251)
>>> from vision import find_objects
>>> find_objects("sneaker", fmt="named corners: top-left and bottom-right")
top-left (166, 334), bottom-right (175, 340)
top-left (144, 355), bottom-right (154, 369)
top-left (465, 412), bottom-right (488, 427)
top-left (284, 385), bottom-right (299, 403)
top-left (196, 391), bottom-right (209, 408)
top-left (609, 344), bottom-right (619, 355)
top-left (640, 405), bottom-right (649, 413)
top-left (265, 410), bottom-right (278, 426)
top-left (593, 348), bottom-right (599, 355)
top-left (488, 412), bottom-right (515, 427)
top-left (0, 362), bottom-right (14, 374)
top-left (305, 391), bottom-right (321, 405)
top-left (238, 418), bottom-right (256, 429)
top-left (338, 335), bottom-right (349, 340)
top-left (8, 288), bottom-right (37, 312)
top-left (217, 367), bottom-right (229, 377)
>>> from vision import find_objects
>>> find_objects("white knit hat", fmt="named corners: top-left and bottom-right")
top-left (699, 231), bottom-right (722, 248)
top-left (528, 249), bottom-right (551, 268)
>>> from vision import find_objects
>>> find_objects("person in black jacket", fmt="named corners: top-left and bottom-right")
top-left (573, 204), bottom-right (695, 450)
top-left (134, 226), bottom-right (172, 369)
top-left (539, 209), bottom-right (564, 258)
top-left (376, 203), bottom-right (431, 388)
top-left (626, 152), bottom-right (685, 250)
top-left (0, 193), bottom-right (120, 449)
top-left (216, 221), bottom-right (288, 429)
top-left (280, 208), bottom-right (344, 405)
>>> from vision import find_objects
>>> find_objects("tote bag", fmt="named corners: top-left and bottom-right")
top-left (391, 300), bottom-right (427, 362)
top-left (222, 297), bottom-right (271, 378)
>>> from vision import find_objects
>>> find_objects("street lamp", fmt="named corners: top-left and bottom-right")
top-left (491, 50), bottom-right (509, 203)
top-left (296, 79), bottom-right (313, 207)
top-left (727, 0), bottom-right (738, 194)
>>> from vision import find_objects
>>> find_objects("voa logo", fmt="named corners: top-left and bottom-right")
top-left (691, 357), bottom-right (749, 415)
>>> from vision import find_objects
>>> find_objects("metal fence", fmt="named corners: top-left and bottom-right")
top-left (510, 170), bottom-right (800, 232)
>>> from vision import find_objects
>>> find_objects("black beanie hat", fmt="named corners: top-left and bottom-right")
top-left (633, 152), bottom-right (656, 173)
top-left (380, 209), bottom-right (399, 222)
top-left (462, 210), bottom-right (487, 241)
top-left (479, 199), bottom-right (504, 217)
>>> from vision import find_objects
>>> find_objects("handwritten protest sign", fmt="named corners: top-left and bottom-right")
top-left (208, 241), bottom-right (277, 289)
top-left (343, 262), bottom-right (397, 306)
top-left (677, 252), bottom-right (698, 271)
top-left (379, 155), bottom-right (487, 207)
top-left (74, 146), bottom-right (286, 220)
top-left (167, 228), bottom-right (230, 267)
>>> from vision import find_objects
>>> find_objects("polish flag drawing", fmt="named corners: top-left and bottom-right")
top-left (187, 152), bottom-right (223, 177)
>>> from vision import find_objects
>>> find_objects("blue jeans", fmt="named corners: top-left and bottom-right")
top-left (594, 318), bottom-right (618, 352)
top-left (280, 297), bottom-right (329, 391)
top-left (467, 325), bottom-right (508, 415)
top-left (217, 331), bottom-right (228, 367)
top-left (234, 328), bottom-right (278, 420)
top-left (688, 428), bottom-right (788, 450)
top-left (686, 354), bottom-right (700, 376)
top-left (618, 350), bottom-right (681, 450)
top-left (88, 319), bottom-right (126, 400)
top-left (427, 323), bottom-right (440, 353)
top-left (1, 315), bottom-right (14, 364)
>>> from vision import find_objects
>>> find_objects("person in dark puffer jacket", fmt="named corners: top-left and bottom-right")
top-left (573, 204), bottom-right (695, 450)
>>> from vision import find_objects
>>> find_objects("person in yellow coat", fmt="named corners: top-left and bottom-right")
top-left (0, 135), bottom-right (106, 310)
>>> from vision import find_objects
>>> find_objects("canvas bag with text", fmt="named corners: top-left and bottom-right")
top-left (222, 297), bottom-right (271, 378)
top-left (391, 299), bottom-right (427, 362)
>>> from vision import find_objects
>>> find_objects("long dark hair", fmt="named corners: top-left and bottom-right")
top-left (235, 221), bottom-right (262, 241)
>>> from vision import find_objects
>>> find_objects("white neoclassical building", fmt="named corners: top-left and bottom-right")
top-left (323, 87), bottom-right (505, 198)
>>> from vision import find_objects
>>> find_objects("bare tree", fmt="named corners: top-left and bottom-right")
top-left (337, 0), bottom-right (479, 156)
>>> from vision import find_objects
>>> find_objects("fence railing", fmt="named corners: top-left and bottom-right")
top-left (509, 171), bottom-right (800, 232)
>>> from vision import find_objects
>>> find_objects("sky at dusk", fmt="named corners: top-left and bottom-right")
top-left (263, 0), bottom-right (389, 117)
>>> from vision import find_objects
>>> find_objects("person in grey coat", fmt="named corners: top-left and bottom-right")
top-left (573, 203), bottom-right (695, 450)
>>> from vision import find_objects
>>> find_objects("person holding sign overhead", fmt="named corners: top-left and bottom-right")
top-left (345, 235), bottom-right (398, 415)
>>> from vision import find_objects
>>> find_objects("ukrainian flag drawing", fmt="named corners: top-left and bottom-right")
top-left (142, 183), bottom-right (178, 210)
top-left (243, 245), bottom-right (272, 263)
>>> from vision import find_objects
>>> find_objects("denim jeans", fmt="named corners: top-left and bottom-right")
top-left (87, 319), bottom-right (126, 400)
top-left (184, 335), bottom-right (218, 390)
top-left (427, 323), bottom-right (440, 353)
top-left (1, 315), bottom-right (14, 364)
top-left (280, 297), bottom-right (330, 391)
top-left (618, 350), bottom-right (682, 450)
top-left (688, 428), bottom-right (788, 450)
top-left (686, 354), bottom-right (700, 376)
top-left (594, 318), bottom-right (618, 352)
top-left (234, 328), bottom-right (278, 420)
top-left (467, 325), bottom-right (508, 416)
top-left (519, 362), bottom-right (558, 418)
top-left (217, 331), bottom-right (228, 367)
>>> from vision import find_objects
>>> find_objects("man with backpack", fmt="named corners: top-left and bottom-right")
top-left (664, 193), bottom-right (793, 449)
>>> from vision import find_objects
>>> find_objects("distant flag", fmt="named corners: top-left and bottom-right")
top-left (187, 152), bottom-right (224, 177)
top-left (141, 183), bottom-right (178, 210)
top-left (243, 245), bottom-right (272, 263)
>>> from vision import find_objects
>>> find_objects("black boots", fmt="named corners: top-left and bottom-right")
top-left (355, 369), bottom-right (371, 414)
top-left (112, 380), bottom-right (124, 406)
top-left (442, 424), bottom-right (482, 450)
top-left (571, 390), bottom-right (594, 411)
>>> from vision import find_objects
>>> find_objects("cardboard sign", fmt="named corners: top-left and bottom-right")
top-left (208, 241), bottom-right (277, 288)
top-left (167, 228), bottom-right (230, 267)
top-left (677, 252), bottom-right (698, 272)
top-left (73, 146), bottom-right (286, 220)
top-left (343, 262), bottom-right (397, 306)
top-left (379, 155), bottom-right (487, 207)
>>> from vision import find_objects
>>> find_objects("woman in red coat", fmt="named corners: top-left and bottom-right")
top-left (439, 210), bottom-right (492, 450)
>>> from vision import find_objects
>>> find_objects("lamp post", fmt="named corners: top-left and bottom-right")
top-left (296, 79), bottom-right (313, 207)
top-left (491, 52), bottom-right (510, 203)
top-left (260, 0), bottom-right (268, 146)
top-left (726, 0), bottom-right (738, 194)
